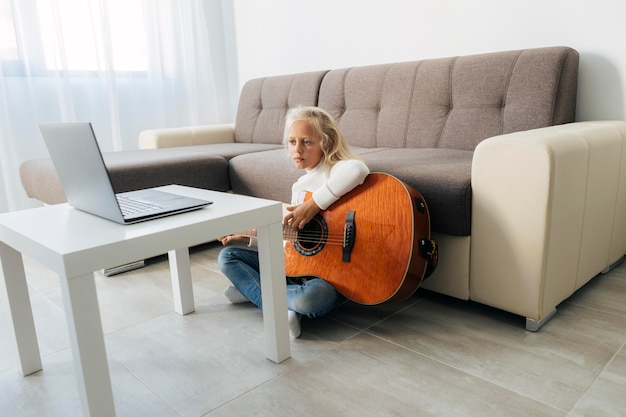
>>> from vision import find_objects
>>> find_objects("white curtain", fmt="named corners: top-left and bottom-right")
top-left (0, 0), bottom-right (238, 212)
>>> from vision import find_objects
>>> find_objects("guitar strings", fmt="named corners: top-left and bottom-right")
top-left (240, 228), bottom-right (350, 246)
top-left (289, 234), bottom-right (347, 246)
top-left (281, 228), bottom-right (349, 246)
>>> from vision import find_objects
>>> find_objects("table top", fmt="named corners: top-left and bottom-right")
top-left (0, 185), bottom-right (283, 276)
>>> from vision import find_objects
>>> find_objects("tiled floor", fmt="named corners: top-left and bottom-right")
top-left (1, 242), bottom-right (625, 416)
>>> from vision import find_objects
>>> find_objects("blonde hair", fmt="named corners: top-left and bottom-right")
top-left (283, 106), bottom-right (360, 168)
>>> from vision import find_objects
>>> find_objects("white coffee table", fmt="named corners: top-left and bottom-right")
top-left (0, 185), bottom-right (290, 417)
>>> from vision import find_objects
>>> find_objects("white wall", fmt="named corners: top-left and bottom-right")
top-left (232, 0), bottom-right (626, 122)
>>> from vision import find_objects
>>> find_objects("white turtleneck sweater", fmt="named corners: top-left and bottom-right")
top-left (291, 159), bottom-right (370, 208)
top-left (248, 159), bottom-right (369, 248)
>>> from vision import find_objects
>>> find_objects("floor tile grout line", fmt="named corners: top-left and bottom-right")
top-left (328, 295), bottom-right (425, 333)
top-left (337, 293), bottom-right (587, 415)
top-left (567, 341), bottom-right (626, 416)
top-left (203, 330), bottom-right (372, 416)
top-left (104, 346), bottom-right (184, 417)
top-left (361, 328), bottom-right (574, 415)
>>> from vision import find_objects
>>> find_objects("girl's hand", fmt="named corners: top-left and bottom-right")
top-left (218, 235), bottom-right (250, 246)
top-left (284, 198), bottom-right (321, 230)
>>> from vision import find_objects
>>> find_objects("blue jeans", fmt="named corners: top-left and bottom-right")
top-left (217, 246), bottom-right (344, 318)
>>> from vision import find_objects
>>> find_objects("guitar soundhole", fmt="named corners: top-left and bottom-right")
top-left (293, 214), bottom-right (327, 256)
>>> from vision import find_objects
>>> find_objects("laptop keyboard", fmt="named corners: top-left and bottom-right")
top-left (117, 196), bottom-right (165, 216)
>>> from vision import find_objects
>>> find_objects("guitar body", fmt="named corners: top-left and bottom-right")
top-left (284, 172), bottom-right (432, 305)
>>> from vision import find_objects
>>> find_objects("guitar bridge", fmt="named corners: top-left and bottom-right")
top-left (342, 210), bottom-right (356, 262)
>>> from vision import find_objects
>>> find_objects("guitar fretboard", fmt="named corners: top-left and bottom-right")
top-left (240, 225), bottom-right (299, 242)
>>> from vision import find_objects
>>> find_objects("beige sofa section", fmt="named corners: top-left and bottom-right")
top-left (471, 121), bottom-right (626, 329)
top-left (139, 124), bottom-right (236, 149)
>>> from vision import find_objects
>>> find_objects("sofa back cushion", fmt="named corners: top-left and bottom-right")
top-left (234, 70), bottom-right (329, 144)
top-left (318, 46), bottom-right (578, 151)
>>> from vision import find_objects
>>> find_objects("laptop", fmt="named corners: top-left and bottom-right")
top-left (39, 122), bottom-right (212, 224)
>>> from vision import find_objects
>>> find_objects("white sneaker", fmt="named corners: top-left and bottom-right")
top-left (223, 286), bottom-right (249, 304)
top-left (288, 310), bottom-right (301, 339)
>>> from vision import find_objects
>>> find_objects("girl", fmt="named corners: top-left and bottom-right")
top-left (218, 106), bottom-right (369, 338)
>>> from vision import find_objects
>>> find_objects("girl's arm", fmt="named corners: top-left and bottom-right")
top-left (312, 159), bottom-right (369, 210)
top-left (285, 159), bottom-right (369, 230)
top-left (218, 234), bottom-right (256, 248)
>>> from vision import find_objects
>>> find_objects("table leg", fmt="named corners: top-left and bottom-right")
top-left (0, 242), bottom-right (42, 376)
top-left (59, 273), bottom-right (115, 417)
top-left (256, 222), bottom-right (291, 363)
top-left (168, 248), bottom-right (195, 315)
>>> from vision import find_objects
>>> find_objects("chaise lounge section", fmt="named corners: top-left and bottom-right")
top-left (20, 46), bottom-right (626, 331)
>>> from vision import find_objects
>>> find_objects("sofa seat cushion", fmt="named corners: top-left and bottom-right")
top-left (229, 148), bottom-right (300, 203)
top-left (177, 143), bottom-right (284, 160)
top-left (359, 148), bottom-right (473, 236)
top-left (104, 149), bottom-right (230, 193)
top-left (229, 147), bottom-right (473, 236)
top-left (229, 147), bottom-right (405, 202)
top-left (20, 148), bottom-right (230, 205)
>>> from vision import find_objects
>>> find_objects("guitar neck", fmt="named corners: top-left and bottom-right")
top-left (240, 225), bottom-right (298, 242)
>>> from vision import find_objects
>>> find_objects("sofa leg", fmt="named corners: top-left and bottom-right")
top-left (601, 255), bottom-right (624, 274)
top-left (101, 260), bottom-right (146, 277)
top-left (525, 308), bottom-right (557, 331)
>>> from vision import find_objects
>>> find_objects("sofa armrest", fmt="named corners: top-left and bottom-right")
top-left (470, 121), bottom-right (626, 322)
top-left (138, 123), bottom-right (236, 149)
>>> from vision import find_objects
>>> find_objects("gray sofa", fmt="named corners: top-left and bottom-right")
top-left (20, 46), bottom-right (626, 330)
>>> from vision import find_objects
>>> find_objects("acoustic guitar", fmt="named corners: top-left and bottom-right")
top-left (243, 173), bottom-right (437, 305)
